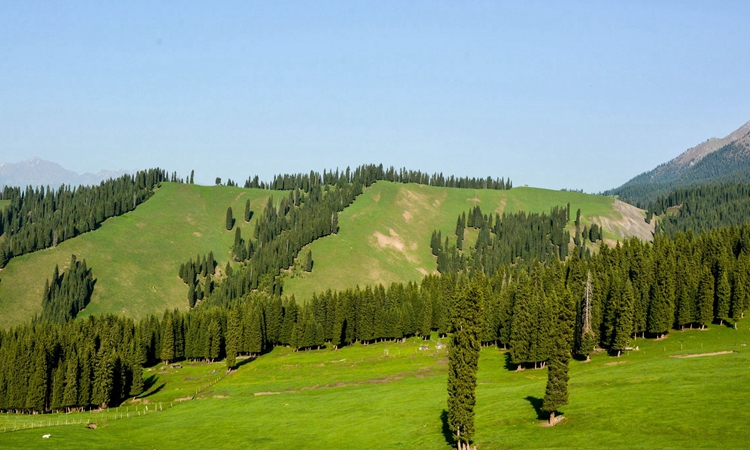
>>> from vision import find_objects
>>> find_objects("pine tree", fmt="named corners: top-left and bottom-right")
top-left (92, 351), bottom-right (115, 408)
top-left (190, 170), bottom-right (194, 184)
top-left (161, 314), bottom-right (175, 363)
top-left (226, 308), bottom-right (242, 370)
top-left (447, 279), bottom-right (483, 449)
top-left (612, 279), bottom-right (634, 356)
top-left (225, 207), bottom-right (234, 231)
top-left (129, 364), bottom-right (144, 397)
top-left (697, 266), bottom-right (714, 329)
top-left (244, 199), bottom-right (252, 222)
top-left (542, 288), bottom-right (575, 425)
top-left (578, 271), bottom-right (596, 362)
top-left (26, 346), bottom-right (48, 412)
top-left (716, 261), bottom-right (731, 325)
top-left (304, 250), bottom-right (313, 272)
top-left (50, 364), bottom-right (65, 412)
top-left (62, 353), bottom-right (79, 411)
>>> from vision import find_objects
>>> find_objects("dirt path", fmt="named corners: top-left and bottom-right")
top-left (669, 350), bottom-right (737, 358)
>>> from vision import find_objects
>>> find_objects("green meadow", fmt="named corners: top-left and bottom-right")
top-left (1, 320), bottom-right (747, 448)
top-left (0, 183), bottom-right (285, 328)
top-left (284, 182), bottom-right (642, 301)
top-left (0, 182), bottom-right (643, 328)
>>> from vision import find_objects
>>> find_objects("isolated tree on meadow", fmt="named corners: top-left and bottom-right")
top-left (447, 278), bottom-right (483, 450)
top-left (226, 207), bottom-right (234, 231)
top-left (190, 170), bottom-right (194, 184)
top-left (304, 250), bottom-right (313, 272)
top-left (244, 199), bottom-right (252, 222)
top-left (541, 288), bottom-right (574, 425)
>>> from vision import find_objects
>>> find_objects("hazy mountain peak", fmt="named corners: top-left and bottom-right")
top-left (0, 157), bottom-right (132, 188)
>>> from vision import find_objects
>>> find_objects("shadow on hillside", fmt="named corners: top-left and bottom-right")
top-left (525, 396), bottom-right (544, 420)
top-left (235, 356), bottom-right (257, 368)
top-left (140, 383), bottom-right (166, 399)
top-left (440, 409), bottom-right (453, 447)
top-left (142, 374), bottom-right (158, 392)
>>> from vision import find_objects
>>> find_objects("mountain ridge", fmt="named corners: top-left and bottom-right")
top-left (607, 120), bottom-right (750, 205)
top-left (0, 157), bottom-right (132, 188)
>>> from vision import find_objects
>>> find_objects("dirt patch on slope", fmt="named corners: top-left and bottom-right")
top-left (374, 229), bottom-right (405, 252)
top-left (402, 211), bottom-right (412, 222)
top-left (598, 200), bottom-right (654, 242)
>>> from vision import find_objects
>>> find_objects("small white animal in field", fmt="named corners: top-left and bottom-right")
top-left (42, 434), bottom-right (51, 438)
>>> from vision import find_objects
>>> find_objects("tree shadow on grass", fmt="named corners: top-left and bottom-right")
top-left (440, 409), bottom-right (454, 447)
top-left (235, 356), bottom-right (257, 369)
top-left (139, 383), bottom-right (166, 399)
top-left (142, 374), bottom-right (158, 392)
top-left (525, 396), bottom-right (545, 420)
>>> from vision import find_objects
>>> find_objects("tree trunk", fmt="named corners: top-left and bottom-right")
top-left (617, 350), bottom-right (621, 357)
top-left (516, 364), bottom-right (522, 371)
top-left (585, 354), bottom-right (590, 362)
top-left (549, 411), bottom-right (556, 425)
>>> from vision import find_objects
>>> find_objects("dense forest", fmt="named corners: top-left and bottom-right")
top-left (245, 164), bottom-right (512, 191)
top-left (0, 169), bottom-right (168, 268)
top-left (608, 140), bottom-right (750, 206)
top-left (432, 205), bottom-right (573, 275)
top-left (39, 255), bottom-right (95, 324)
top-left (3, 222), bottom-right (748, 414)
top-left (644, 182), bottom-right (750, 237)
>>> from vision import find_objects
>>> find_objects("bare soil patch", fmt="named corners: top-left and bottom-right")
top-left (604, 361), bottom-right (628, 366)
top-left (402, 210), bottom-right (412, 222)
top-left (374, 229), bottom-right (405, 252)
top-left (669, 351), bottom-right (737, 358)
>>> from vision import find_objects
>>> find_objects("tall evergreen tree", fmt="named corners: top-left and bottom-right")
top-left (161, 314), bottom-right (175, 364)
top-left (225, 207), bottom-right (234, 231)
top-left (447, 279), bottom-right (483, 450)
top-left (542, 288), bottom-right (575, 425)
top-left (226, 308), bottom-right (242, 370)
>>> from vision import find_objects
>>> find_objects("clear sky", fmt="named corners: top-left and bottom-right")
top-left (1, 1), bottom-right (748, 192)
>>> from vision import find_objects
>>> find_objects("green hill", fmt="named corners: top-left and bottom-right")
top-left (283, 182), bottom-right (651, 301)
top-left (0, 321), bottom-right (747, 448)
top-left (0, 181), bottom-right (650, 329)
top-left (0, 183), bottom-right (285, 328)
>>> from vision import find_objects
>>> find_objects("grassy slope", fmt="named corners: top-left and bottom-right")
top-left (284, 182), bottom-right (627, 301)
top-left (0, 200), bottom-right (8, 210)
top-left (0, 183), bottom-right (284, 328)
top-left (1, 320), bottom-right (748, 448)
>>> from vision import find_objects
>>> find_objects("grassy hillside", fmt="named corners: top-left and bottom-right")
top-left (0, 200), bottom-right (8, 211)
top-left (0, 183), bottom-right (284, 328)
top-left (1, 319), bottom-right (748, 448)
top-left (284, 182), bottom-right (648, 301)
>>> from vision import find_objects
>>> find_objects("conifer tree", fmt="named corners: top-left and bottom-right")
top-left (447, 279), bottom-right (483, 450)
top-left (578, 271), bottom-right (596, 362)
top-left (161, 314), bottom-right (175, 364)
top-left (226, 308), bottom-right (241, 370)
top-left (612, 279), bottom-right (635, 356)
top-left (716, 261), bottom-right (732, 325)
top-left (190, 170), bottom-right (194, 184)
top-left (26, 346), bottom-right (48, 412)
top-left (225, 207), bottom-right (234, 231)
top-left (92, 351), bottom-right (115, 408)
top-left (62, 353), bottom-right (79, 411)
top-left (542, 288), bottom-right (575, 425)
top-left (244, 199), bottom-right (252, 222)
top-left (129, 364), bottom-right (144, 397)
top-left (697, 267), bottom-right (714, 329)
top-left (304, 250), bottom-right (313, 272)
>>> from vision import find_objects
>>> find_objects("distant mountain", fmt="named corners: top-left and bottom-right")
top-left (607, 121), bottom-right (750, 206)
top-left (0, 157), bottom-right (131, 188)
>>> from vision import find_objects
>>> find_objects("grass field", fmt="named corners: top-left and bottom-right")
top-left (284, 182), bottom-right (641, 301)
top-left (0, 320), bottom-right (747, 448)
top-left (0, 182), bottom-right (644, 328)
top-left (0, 183), bottom-right (285, 328)
top-left (0, 200), bottom-right (9, 211)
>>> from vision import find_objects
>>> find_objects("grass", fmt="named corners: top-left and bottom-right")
top-left (0, 181), bottom-right (641, 328)
top-left (0, 183), bottom-right (285, 328)
top-left (0, 200), bottom-right (9, 211)
top-left (284, 182), bottom-right (632, 301)
top-left (0, 320), bottom-right (748, 448)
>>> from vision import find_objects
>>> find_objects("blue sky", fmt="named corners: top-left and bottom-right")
top-left (1, 1), bottom-right (748, 192)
